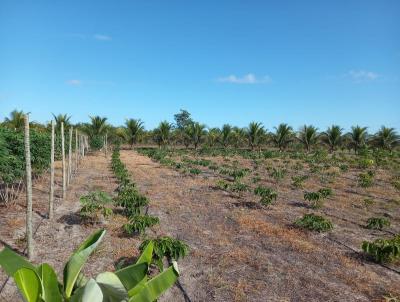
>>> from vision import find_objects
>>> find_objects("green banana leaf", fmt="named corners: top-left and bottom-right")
top-left (37, 264), bottom-right (63, 302)
top-left (115, 262), bottom-right (148, 292)
top-left (115, 241), bottom-right (154, 291)
top-left (13, 267), bottom-right (42, 302)
top-left (128, 261), bottom-right (179, 302)
top-left (0, 247), bottom-right (36, 276)
top-left (96, 272), bottom-right (128, 302)
top-left (135, 241), bottom-right (153, 266)
top-left (70, 278), bottom-right (103, 302)
top-left (63, 229), bottom-right (106, 298)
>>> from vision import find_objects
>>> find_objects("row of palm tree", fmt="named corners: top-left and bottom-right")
top-left (2, 110), bottom-right (399, 152)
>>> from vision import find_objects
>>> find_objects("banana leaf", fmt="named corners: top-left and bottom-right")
top-left (37, 263), bottom-right (63, 302)
top-left (115, 241), bottom-right (154, 291)
top-left (13, 267), bottom-right (42, 302)
top-left (70, 278), bottom-right (103, 302)
top-left (128, 261), bottom-right (179, 302)
top-left (63, 229), bottom-right (106, 298)
top-left (96, 272), bottom-right (128, 302)
top-left (0, 247), bottom-right (36, 276)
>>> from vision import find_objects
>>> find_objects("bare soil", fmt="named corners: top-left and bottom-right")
top-left (0, 149), bottom-right (399, 302)
top-left (120, 150), bottom-right (400, 302)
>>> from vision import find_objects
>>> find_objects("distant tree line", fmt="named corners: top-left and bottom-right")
top-left (1, 109), bottom-right (399, 155)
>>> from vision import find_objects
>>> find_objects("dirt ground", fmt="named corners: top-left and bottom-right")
top-left (0, 149), bottom-right (399, 302)
top-left (119, 149), bottom-right (400, 302)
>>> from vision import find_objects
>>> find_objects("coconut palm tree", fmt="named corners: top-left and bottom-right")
top-left (154, 121), bottom-right (172, 148)
top-left (4, 110), bottom-right (26, 131)
top-left (322, 125), bottom-right (343, 153)
top-left (231, 127), bottom-right (246, 148)
top-left (220, 124), bottom-right (232, 148)
top-left (298, 125), bottom-right (319, 152)
top-left (52, 113), bottom-right (72, 132)
top-left (125, 119), bottom-right (144, 147)
top-left (271, 123), bottom-right (293, 151)
top-left (207, 128), bottom-right (220, 147)
top-left (371, 126), bottom-right (399, 151)
top-left (347, 126), bottom-right (368, 154)
top-left (246, 122), bottom-right (264, 150)
top-left (189, 122), bottom-right (206, 149)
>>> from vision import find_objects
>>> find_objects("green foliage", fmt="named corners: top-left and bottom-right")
top-left (0, 230), bottom-right (179, 301)
top-left (269, 167), bottom-right (286, 181)
top-left (124, 215), bottom-right (159, 234)
top-left (254, 186), bottom-right (277, 205)
top-left (318, 187), bottom-right (333, 198)
top-left (79, 191), bottom-right (113, 223)
top-left (229, 181), bottom-right (250, 193)
top-left (215, 179), bottom-right (230, 190)
top-left (291, 175), bottom-right (308, 188)
top-left (294, 213), bottom-right (333, 232)
top-left (189, 168), bottom-right (201, 175)
top-left (140, 237), bottom-right (189, 271)
top-left (366, 217), bottom-right (391, 230)
top-left (358, 158), bottom-right (374, 169)
top-left (358, 171), bottom-right (374, 188)
top-left (303, 189), bottom-right (331, 209)
top-left (363, 198), bottom-right (375, 209)
top-left (89, 135), bottom-right (104, 150)
top-left (362, 234), bottom-right (400, 263)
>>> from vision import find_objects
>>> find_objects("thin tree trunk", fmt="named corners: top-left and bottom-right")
top-left (24, 115), bottom-right (33, 259)
top-left (49, 120), bottom-right (55, 219)
top-left (61, 122), bottom-right (66, 199)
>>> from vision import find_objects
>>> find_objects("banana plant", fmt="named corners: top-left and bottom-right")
top-left (0, 229), bottom-right (179, 302)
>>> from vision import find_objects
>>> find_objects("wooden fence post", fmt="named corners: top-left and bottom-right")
top-left (67, 127), bottom-right (73, 186)
top-left (49, 120), bottom-right (55, 220)
top-left (75, 129), bottom-right (78, 172)
top-left (24, 115), bottom-right (33, 259)
top-left (61, 122), bottom-right (66, 199)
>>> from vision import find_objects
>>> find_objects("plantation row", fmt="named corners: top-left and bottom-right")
top-left (137, 147), bottom-right (400, 264)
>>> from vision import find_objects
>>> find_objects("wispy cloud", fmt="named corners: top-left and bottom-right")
top-left (66, 79), bottom-right (82, 86)
top-left (217, 73), bottom-right (271, 84)
top-left (347, 70), bottom-right (380, 82)
top-left (93, 34), bottom-right (112, 41)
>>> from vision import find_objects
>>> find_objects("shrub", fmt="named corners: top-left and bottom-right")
top-left (364, 198), bottom-right (375, 209)
top-left (140, 236), bottom-right (189, 271)
top-left (339, 164), bottom-right (349, 172)
top-left (362, 234), bottom-right (400, 263)
top-left (294, 213), bottom-right (333, 232)
top-left (254, 186), bottom-right (278, 205)
top-left (215, 179), bottom-right (230, 190)
top-left (366, 217), bottom-right (390, 230)
top-left (358, 171), bottom-right (374, 188)
top-left (291, 175), bottom-right (308, 188)
top-left (79, 191), bottom-right (113, 223)
top-left (123, 214), bottom-right (159, 234)
top-left (304, 191), bottom-right (323, 208)
top-left (229, 181), bottom-right (250, 193)
top-left (189, 168), bottom-right (201, 175)
top-left (270, 167), bottom-right (286, 181)
top-left (318, 187), bottom-right (333, 198)
top-left (359, 158), bottom-right (374, 169)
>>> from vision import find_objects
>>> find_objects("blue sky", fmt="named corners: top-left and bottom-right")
top-left (0, 0), bottom-right (399, 131)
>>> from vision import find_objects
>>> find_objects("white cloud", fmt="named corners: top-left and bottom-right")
top-left (217, 73), bottom-right (271, 84)
top-left (347, 70), bottom-right (380, 82)
top-left (66, 79), bottom-right (82, 86)
top-left (93, 34), bottom-right (112, 41)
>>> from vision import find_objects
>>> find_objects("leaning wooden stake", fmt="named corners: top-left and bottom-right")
top-left (24, 115), bottom-right (33, 259)
top-left (61, 122), bottom-right (66, 199)
top-left (67, 127), bottom-right (73, 186)
top-left (49, 120), bottom-right (55, 220)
